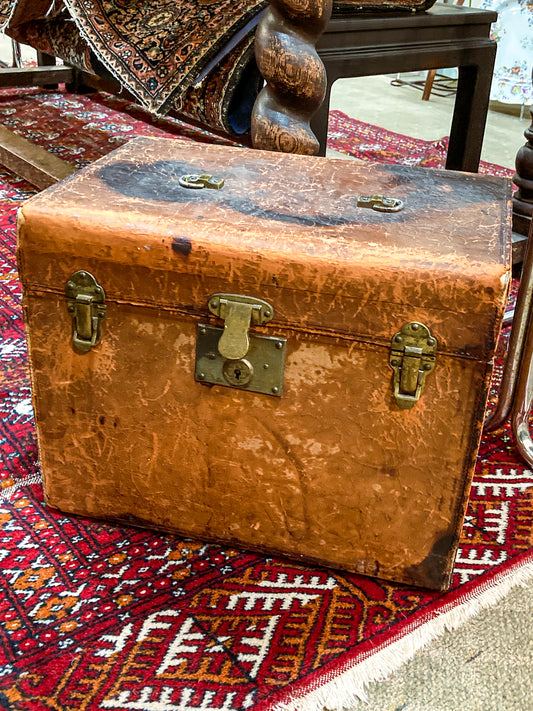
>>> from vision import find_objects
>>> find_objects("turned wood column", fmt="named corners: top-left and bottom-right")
top-left (513, 108), bottom-right (533, 237)
top-left (251, 0), bottom-right (332, 155)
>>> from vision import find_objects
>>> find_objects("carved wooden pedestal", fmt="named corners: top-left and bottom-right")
top-left (513, 108), bottom-right (533, 240)
top-left (251, 0), bottom-right (333, 155)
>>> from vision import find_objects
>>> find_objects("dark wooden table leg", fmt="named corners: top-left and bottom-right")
top-left (446, 48), bottom-right (495, 172)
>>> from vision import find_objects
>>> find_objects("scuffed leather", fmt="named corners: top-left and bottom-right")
top-left (17, 138), bottom-right (512, 590)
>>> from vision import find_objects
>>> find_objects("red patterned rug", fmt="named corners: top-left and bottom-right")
top-left (327, 109), bottom-right (515, 177)
top-left (0, 88), bottom-right (532, 711)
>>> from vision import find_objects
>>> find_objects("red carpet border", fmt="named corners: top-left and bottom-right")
top-left (0, 88), bottom-right (531, 710)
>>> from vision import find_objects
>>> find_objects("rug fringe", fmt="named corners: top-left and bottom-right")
top-left (0, 474), bottom-right (42, 503)
top-left (274, 554), bottom-right (533, 710)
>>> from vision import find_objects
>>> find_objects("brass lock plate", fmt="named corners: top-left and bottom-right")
top-left (195, 324), bottom-right (286, 396)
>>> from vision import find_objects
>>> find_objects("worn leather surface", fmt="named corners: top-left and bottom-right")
top-left (17, 139), bottom-right (512, 590)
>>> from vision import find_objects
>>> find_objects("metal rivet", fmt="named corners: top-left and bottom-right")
top-left (207, 352), bottom-right (216, 360)
top-left (395, 335), bottom-right (402, 343)
top-left (424, 363), bottom-right (432, 371)
top-left (199, 326), bottom-right (207, 335)
top-left (67, 281), bottom-right (74, 289)
top-left (412, 323), bottom-right (419, 330)
top-left (263, 363), bottom-right (269, 369)
top-left (271, 386), bottom-right (279, 394)
top-left (211, 301), bottom-right (219, 309)
top-left (264, 310), bottom-right (271, 318)
top-left (198, 372), bottom-right (205, 380)
top-left (391, 359), bottom-right (398, 366)
top-left (276, 341), bottom-right (284, 349)
top-left (427, 338), bottom-right (435, 346)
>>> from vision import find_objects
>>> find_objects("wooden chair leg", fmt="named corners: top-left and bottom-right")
top-left (422, 69), bottom-right (436, 101)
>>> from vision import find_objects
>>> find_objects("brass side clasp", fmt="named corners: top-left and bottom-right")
top-left (390, 322), bottom-right (437, 409)
top-left (65, 271), bottom-right (106, 353)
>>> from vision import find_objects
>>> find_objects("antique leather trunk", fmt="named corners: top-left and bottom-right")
top-left (17, 138), bottom-right (511, 590)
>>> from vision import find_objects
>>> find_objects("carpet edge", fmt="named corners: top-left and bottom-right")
top-left (273, 550), bottom-right (533, 710)
top-left (0, 474), bottom-right (42, 503)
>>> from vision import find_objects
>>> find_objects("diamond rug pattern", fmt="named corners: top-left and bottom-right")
top-left (0, 88), bottom-right (532, 710)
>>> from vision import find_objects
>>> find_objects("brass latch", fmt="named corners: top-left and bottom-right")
top-left (357, 195), bottom-right (404, 213)
top-left (65, 271), bottom-right (106, 353)
top-left (196, 294), bottom-right (286, 396)
top-left (390, 322), bottom-right (437, 409)
top-left (179, 174), bottom-right (224, 190)
top-left (208, 294), bottom-right (273, 360)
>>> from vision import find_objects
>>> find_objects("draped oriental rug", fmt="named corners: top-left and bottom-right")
top-left (0, 88), bottom-right (532, 711)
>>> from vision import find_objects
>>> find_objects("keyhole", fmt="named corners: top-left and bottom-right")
top-left (222, 359), bottom-right (253, 386)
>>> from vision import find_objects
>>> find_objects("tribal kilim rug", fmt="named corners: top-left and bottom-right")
top-left (0, 87), bottom-right (532, 711)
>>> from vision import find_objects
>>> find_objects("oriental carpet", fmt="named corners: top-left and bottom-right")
top-left (0, 0), bottom-right (266, 113)
top-left (0, 0), bottom-right (266, 135)
top-left (0, 87), bottom-right (532, 711)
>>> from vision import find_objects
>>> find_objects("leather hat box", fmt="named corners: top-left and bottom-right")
top-left (17, 138), bottom-right (511, 590)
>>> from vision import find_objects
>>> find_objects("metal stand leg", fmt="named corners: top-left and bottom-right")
top-left (486, 219), bottom-right (533, 466)
top-left (511, 301), bottom-right (533, 465)
top-left (486, 220), bottom-right (533, 431)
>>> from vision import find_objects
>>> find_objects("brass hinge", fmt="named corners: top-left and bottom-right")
top-left (196, 293), bottom-right (286, 396)
top-left (390, 322), bottom-right (437, 409)
top-left (65, 271), bottom-right (106, 353)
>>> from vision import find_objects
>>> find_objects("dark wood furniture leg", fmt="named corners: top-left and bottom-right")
top-left (446, 56), bottom-right (495, 171)
top-left (36, 50), bottom-right (61, 89)
top-left (312, 5), bottom-right (497, 172)
top-left (513, 111), bottom-right (533, 237)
